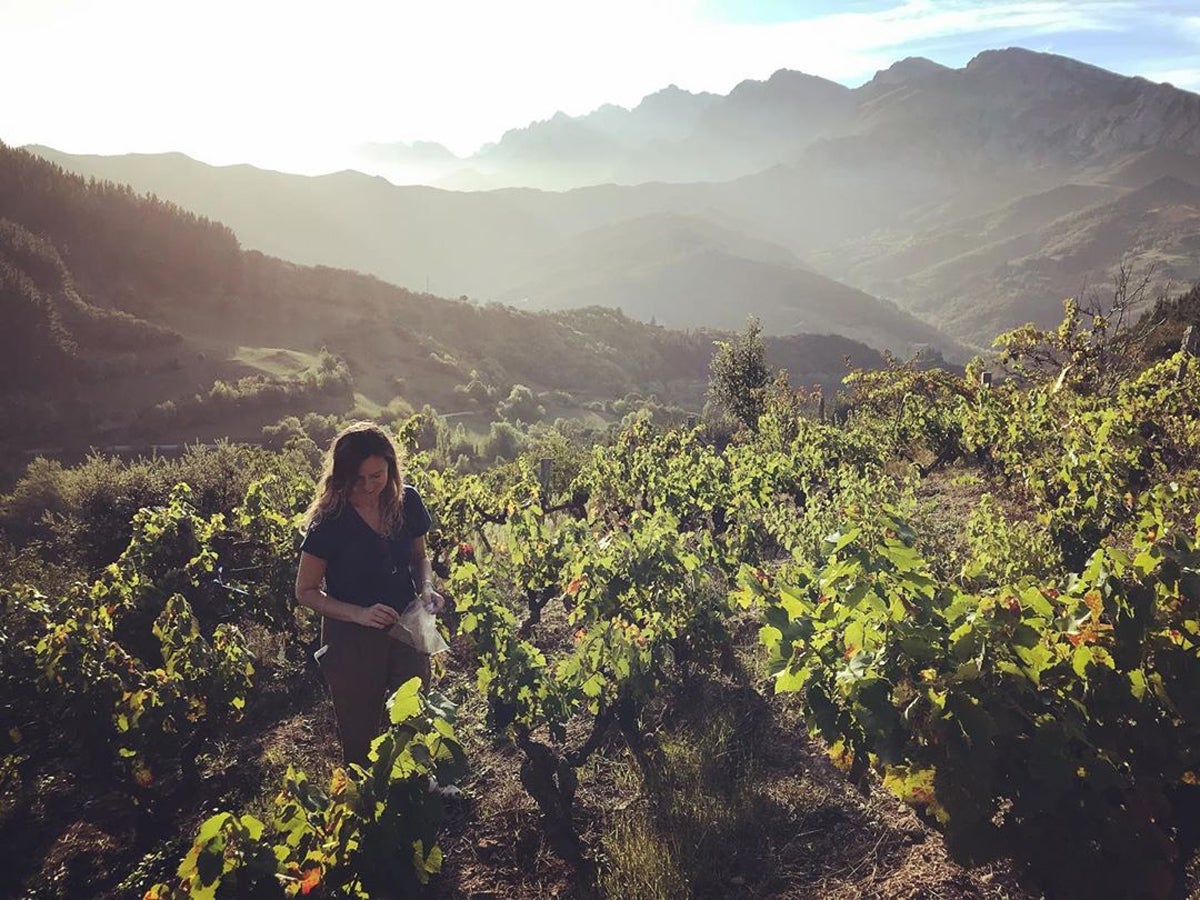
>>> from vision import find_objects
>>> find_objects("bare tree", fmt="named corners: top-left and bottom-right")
top-left (994, 262), bottom-right (1170, 395)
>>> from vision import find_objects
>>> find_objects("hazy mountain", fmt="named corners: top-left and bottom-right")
top-left (359, 140), bottom-right (458, 163)
top-left (1, 143), bottom-right (889, 449)
top-left (352, 140), bottom-right (461, 186)
top-left (858, 57), bottom-right (951, 96)
top-left (898, 175), bottom-right (1200, 342)
top-left (437, 48), bottom-right (1200, 191)
top-left (830, 49), bottom-right (1200, 182)
top-left (1097, 147), bottom-right (1200, 189)
top-left (29, 145), bottom-right (951, 356)
top-left (22, 147), bottom-right (573, 298)
top-left (464, 85), bottom-right (723, 189)
top-left (466, 70), bottom-right (855, 188)
top-left (499, 213), bottom-right (948, 350)
top-left (820, 183), bottom-right (1124, 287)
top-left (25, 48), bottom-right (1200, 349)
top-left (510, 85), bottom-right (720, 152)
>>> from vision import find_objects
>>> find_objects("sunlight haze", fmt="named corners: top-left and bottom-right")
top-left (1, 0), bottom-right (1198, 177)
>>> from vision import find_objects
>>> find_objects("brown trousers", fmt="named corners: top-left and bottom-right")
top-left (318, 617), bottom-right (431, 766)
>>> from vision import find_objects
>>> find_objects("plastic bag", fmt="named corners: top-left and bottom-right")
top-left (388, 602), bottom-right (449, 655)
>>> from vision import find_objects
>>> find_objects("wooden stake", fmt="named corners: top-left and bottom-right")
top-left (1177, 326), bottom-right (1197, 383)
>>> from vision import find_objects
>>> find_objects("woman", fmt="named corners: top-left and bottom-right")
top-left (295, 422), bottom-right (443, 766)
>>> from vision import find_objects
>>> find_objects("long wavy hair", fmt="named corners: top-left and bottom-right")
top-left (304, 422), bottom-right (405, 533)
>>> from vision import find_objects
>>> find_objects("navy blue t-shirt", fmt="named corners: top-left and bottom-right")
top-left (300, 485), bottom-right (433, 612)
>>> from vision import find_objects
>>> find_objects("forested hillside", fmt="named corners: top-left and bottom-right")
top-left (0, 142), bottom-right (886, 459)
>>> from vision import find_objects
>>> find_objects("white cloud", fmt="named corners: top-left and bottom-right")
top-left (1141, 68), bottom-right (1200, 93)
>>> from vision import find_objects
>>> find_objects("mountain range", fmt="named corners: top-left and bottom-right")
top-left (0, 143), bottom-right (887, 451)
top-left (23, 47), bottom-right (1200, 353)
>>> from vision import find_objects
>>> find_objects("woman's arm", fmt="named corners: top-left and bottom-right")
top-left (409, 535), bottom-right (444, 612)
top-left (295, 551), bottom-right (400, 629)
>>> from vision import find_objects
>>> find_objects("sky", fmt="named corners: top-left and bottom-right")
top-left (1, 0), bottom-right (1198, 176)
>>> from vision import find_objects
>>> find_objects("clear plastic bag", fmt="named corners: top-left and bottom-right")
top-left (388, 601), bottom-right (449, 655)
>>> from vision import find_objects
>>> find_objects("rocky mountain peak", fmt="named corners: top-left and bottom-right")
top-left (862, 56), bottom-right (950, 91)
top-left (727, 68), bottom-right (852, 105)
top-left (633, 83), bottom-right (719, 118)
top-left (963, 47), bottom-right (1128, 94)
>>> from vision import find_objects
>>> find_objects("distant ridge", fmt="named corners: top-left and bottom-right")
top-left (25, 47), bottom-right (1200, 347)
top-left (0, 141), bottom-right (891, 447)
top-left (28, 144), bottom-right (957, 356)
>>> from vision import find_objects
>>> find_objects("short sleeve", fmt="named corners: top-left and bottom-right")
top-left (300, 517), bottom-right (339, 560)
top-left (403, 485), bottom-right (433, 538)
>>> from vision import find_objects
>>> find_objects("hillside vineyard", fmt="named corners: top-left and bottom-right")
top-left (4, 311), bottom-right (1200, 896)
top-left (3, 40), bottom-right (1200, 900)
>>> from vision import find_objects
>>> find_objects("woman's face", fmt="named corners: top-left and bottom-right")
top-left (352, 455), bottom-right (390, 498)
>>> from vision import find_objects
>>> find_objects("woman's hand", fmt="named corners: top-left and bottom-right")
top-left (422, 589), bottom-right (446, 614)
top-left (356, 603), bottom-right (400, 629)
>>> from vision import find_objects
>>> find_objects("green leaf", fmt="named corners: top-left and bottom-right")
top-left (1071, 645), bottom-right (1093, 677)
top-left (778, 584), bottom-right (811, 619)
top-left (240, 814), bottom-right (265, 841)
top-left (194, 844), bottom-right (225, 891)
top-left (879, 540), bottom-right (924, 573)
top-left (582, 674), bottom-right (605, 698)
top-left (1015, 643), bottom-right (1054, 684)
top-left (1129, 670), bottom-right (1147, 700)
top-left (775, 664), bottom-right (808, 694)
top-left (1019, 586), bottom-right (1055, 617)
top-left (844, 581), bottom-right (872, 609)
top-left (844, 621), bottom-right (865, 655)
top-left (413, 840), bottom-right (444, 884)
top-left (388, 678), bottom-right (425, 725)
top-left (948, 661), bottom-right (981, 684)
top-left (425, 690), bottom-right (458, 723)
top-left (846, 651), bottom-right (873, 679)
top-left (194, 812), bottom-right (233, 847)
top-left (828, 527), bottom-right (862, 554)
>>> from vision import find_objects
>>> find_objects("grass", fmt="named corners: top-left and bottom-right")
top-left (585, 623), bottom-right (1033, 900)
top-left (599, 806), bottom-right (689, 899)
top-left (594, 661), bottom-right (794, 898)
top-left (230, 346), bottom-right (321, 378)
top-left (349, 391), bottom-right (385, 418)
